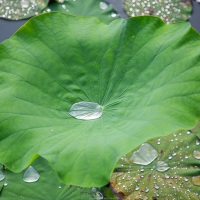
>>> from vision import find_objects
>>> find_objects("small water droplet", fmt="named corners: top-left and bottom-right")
top-left (184, 155), bottom-right (189, 159)
top-left (168, 156), bottom-right (172, 160)
top-left (186, 130), bottom-right (191, 135)
top-left (193, 150), bottom-right (200, 159)
top-left (165, 174), bottom-right (170, 179)
top-left (130, 143), bottom-right (158, 165)
top-left (23, 166), bottom-right (40, 183)
top-left (69, 101), bottom-right (103, 120)
top-left (4, 182), bottom-right (8, 186)
top-left (154, 184), bottom-right (159, 189)
top-left (99, 2), bottom-right (108, 10)
top-left (91, 188), bottom-right (104, 200)
top-left (110, 12), bottom-right (117, 17)
top-left (21, 0), bottom-right (29, 8)
top-left (192, 176), bottom-right (200, 186)
top-left (0, 171), bottom-right (5, 181)
top-left (184, 177), bottom-right (189, 182)
top-left (172, 152), bottom-right (176, 156)
top-left (196, 140), bottom-right (200, 145)
top-left (58, 185), bottom-right (62, 189)
top-left (157, 138), bottom-right (161, 145)
top-left (135, 185), bottom-right (140, 191)
top-left (156, 161), bottom-right (170, 172)
top-left (145, 187), bottom-right (149, 193)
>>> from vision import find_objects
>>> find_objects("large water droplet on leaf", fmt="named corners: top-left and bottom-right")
top-left (192, 176), bottom-right (200, 186)
top-left (193, 150), bottom-right (200, 159)
top-left (68, 101), bottom-right (103, 120)
top-left (0, 171), bottom-right (5, 181)
top-left (23, 166), bottom-right (40, 183)
top-left (130, 143), bottom-right (158, 165)
top-left (156, 161), bottom-right (170, 172)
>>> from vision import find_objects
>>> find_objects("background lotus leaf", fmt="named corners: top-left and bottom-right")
top-left (0, 157), bottom-right (104, 200)
top-left (110, 126), bottom-right (200, 199)
top-left (0, 0), bottom-right (49, 20)
top-left (0, 13), bottom-right (200, 187)
top-left (44, 0), bottom-right (119, 23)
top-left (124, 0), bottom-right (192, 23)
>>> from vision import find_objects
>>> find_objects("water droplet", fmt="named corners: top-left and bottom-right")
top-left (23, 166), bottom-right (40, 183)
top-left (192, 176), bottom-right (200, 186)
top-left (130, 143), bottom-right (158, 165)
top-left (91, 188), bottom-right (103, 200)
top-left (4, 182), bottom-right (8, 186)
top-left (99, 2), bottom-right (108, 10)
top-left (69, 101), bottom-right (103, 120)
top-left (186, 130), bottom-right (191, 134)
top-left (184, 155), bottom-right (188, 159)
top-left (156, 161), bottom-right (170, 172)
top-left (154, 184), bottom-right (159, 189)
top-left (196, 140), bottom-right (200, 145)
top-left (193, 150), bottom-right (200, 159)
top-left (165, 174), bottom-right (170, 179)
top-left (140, 166), bottom-right (144, 172)
top-left (0, 171), bottom-right (5, 181)
top-left (20, 0), bottom-right (29, 8)
top-left (157, 138), bottom-right (161, 145)
top-left (135, 185), bottom-right (140, 191)
top-left (172, 152), bottom-right (176, 156)
top-left (184, 177), bottom-right (189, 182)
top-left (58, 185), bottom-right (62, 189)
top-left (110, 12), bottom-right (117, 17)
top-left (145, 187), bottom-right (149, 193)
top-left (168, 156), bottom-right (172, 160)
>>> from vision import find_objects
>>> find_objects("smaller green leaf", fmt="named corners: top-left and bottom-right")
top-left (110, 125), bottom-right (200, 199)
top-left (124, 0), bottom-right (192, 23)
top-left (0, 0), bottom-right (49, 20)
top-left (0, 157), bottom-right (104, 200)
top-left (44, 0), bottom-right (119, 23)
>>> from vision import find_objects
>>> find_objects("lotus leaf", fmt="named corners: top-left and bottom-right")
top-left (0, 13), bottom-right (200, 187)
top-left (110, 127), bottom-right (200, 199)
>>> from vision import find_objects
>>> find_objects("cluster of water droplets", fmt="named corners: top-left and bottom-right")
top-left (111, 129), bottom-right (200, 199)
top-left (124, 0), bottom-right (192, 23)
top-left (0, 0), bottom-right (47, 20)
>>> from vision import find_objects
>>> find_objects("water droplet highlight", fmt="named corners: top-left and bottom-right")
top-left (4, 182), bottom-right (8, 186)
top-left (99, 2), bottom-right (108, 10)
top-left (69, 101), bottom-right (103, 120)
top-left (130, 143), bottom-right (158, 165)
top-left (0, 171), bottom-right (5, 181)
top-left (156, 161), bottom-right (170, 172)
top-left (23, 166), bottom-right (40, 183)
top-left (193, 150), bottom-right (200, 159)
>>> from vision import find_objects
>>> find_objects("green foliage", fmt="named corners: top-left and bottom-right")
top-left (0, 13), bottom-right (200, 187)
top-left (0, 157), bottom-right (101, 200)
top-left (110, 127), bottom-right (200, 199)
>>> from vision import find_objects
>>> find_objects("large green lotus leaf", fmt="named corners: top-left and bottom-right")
top-left (110, 127), bottom-right (200, 199)
top-left (0, 0), bottom-right (49, 20)
top-left (0, 157), bottom-right (104, 200)
top-left (43, 0), bottom-right (119, 23)
top-left (0, 13), bottom-right (200, 187)
top-left (124, 0), bottom-right (192, 23)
